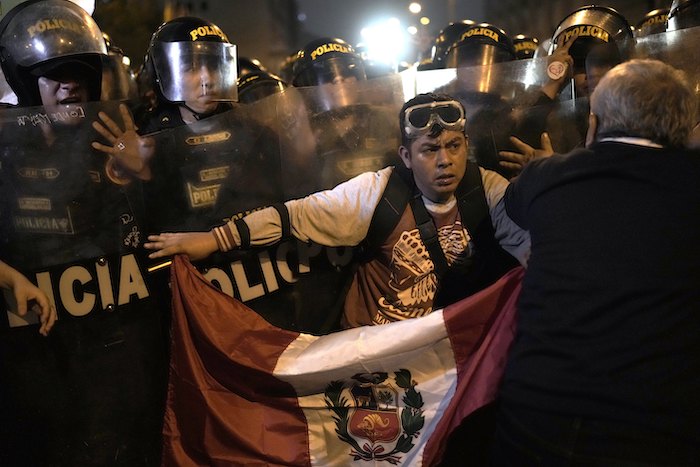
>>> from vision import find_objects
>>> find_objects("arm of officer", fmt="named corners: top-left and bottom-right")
top-left (480, 168), bottom-right (531, 266)
top-left (145, 167), bottom-right (392, 260)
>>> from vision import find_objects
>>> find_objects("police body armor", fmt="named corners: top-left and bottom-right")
top-left (0, 102), bottom-right (167, 467)
top-left (141, 105), bottom-right (283, 232)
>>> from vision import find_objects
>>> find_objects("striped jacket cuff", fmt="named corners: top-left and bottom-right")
top-left (212, 224), bottom-right (237, 252)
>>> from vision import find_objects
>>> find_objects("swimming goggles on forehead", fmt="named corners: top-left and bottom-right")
top-left (403, 100), bottom-right (466, 138)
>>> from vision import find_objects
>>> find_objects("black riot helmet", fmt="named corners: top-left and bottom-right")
top-left (668, 0), bottom-right (700, 31)
top-left (513, 34), bottom-right (540, 59)
top-left (0, 0), bottom-right (107, 107)
top-left (146, 16), bottom-right (237, 108)
top-left (444, 23), bottom-right (516, 69)
top-left (431, 20), bottom-right (475, 67)
top-left (636, 9), bottom-right (669, 37)
top-left (237, 70), bottom-right (286, 104)
top-left (237, 56), bottom-right (265, 77)
top-left (550, 6), bottom-right (633, 73)
top-left (278, 51), bottom-right (299, 84)
top-left (292, 37), bottom-right (366, 87)
top-left (101, 32), bottom-right (137, 101)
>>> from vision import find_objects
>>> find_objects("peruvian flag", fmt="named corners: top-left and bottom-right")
top-left (162, 255), bottom-right (523, 466)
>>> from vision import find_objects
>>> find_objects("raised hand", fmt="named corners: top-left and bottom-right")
top-left (499, 132), bottom-right (554, 174)
top-left (92, 103), bottom-right (155, 181)
top-left (542, 33), bottom-right (577, 100)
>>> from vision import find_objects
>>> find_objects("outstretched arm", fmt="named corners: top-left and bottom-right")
top-left (145, 231), bottom-right (219, 261)
top-left (144, 168), bottom-right (393, 260)
top-left (0, 261), bottom-right (56, 336)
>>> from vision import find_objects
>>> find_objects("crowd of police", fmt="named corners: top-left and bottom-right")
top-left (0, 0), bottom-right (698, 465)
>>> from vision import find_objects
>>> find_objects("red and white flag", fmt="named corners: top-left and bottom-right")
top-left (162, 255), bottom-right (523, 466)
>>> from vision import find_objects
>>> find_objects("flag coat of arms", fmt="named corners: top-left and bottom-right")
top-left (162, 255), bottom-right (523, 466)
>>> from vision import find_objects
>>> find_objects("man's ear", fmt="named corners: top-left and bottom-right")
top-left (585, 113), bottom-right (598, 148)
top-left (398, 145), bottom-right (412, 169)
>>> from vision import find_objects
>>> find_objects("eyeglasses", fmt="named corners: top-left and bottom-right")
top-left (403, 100), bottom-right (465, 137)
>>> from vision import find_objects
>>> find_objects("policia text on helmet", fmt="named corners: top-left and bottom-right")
top-left (291, 37), bottom-right (366, 87)
top-left (144, 16), bottom-right (238, 120)
top-left (0, 0), bottom-right (107, 107)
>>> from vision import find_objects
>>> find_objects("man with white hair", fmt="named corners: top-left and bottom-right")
top-left (492, 59), bottom-right (700, 465)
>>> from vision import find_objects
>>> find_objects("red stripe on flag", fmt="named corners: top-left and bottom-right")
top-left (423, 266), bottom-right (524, 465)
top-left (162, 255), bottom-right (311, 466)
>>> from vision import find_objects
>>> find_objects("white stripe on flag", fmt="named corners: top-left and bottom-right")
top-left (273, 311), bottom-right (458, 466)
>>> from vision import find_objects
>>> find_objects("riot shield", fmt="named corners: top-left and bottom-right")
top-left (138, 104), bottom-right (284, 233)
top-left (277, 74), bottom-right (404, 196)
top-left (138, 99), bottom-right (357, 335)
top-left (0, 101), bottom-right (168, 466)
top-left (635, 25), bottom-right (700, 95)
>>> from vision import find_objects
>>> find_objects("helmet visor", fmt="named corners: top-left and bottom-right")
top-left (295, 56), bottom-right (366, 86)
top-left (151, 41), bottom-right (238, 103)
top-left (404, 100), bottom-right (465, 137)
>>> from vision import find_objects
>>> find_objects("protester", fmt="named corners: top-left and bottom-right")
top-left (492, 58), bottom-right (700, 465)
top-left (145, 92), bottom-right (529, 326)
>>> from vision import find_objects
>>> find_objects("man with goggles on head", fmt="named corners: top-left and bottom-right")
top-left (145, 92), bottom-right (529, 329)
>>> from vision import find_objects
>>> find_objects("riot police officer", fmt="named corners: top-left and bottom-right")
top-left (288, 37), bottom-right (399, 192)
top-left (548, 5), bottom-right (633, 99)
top-left (510, 6), bottom-right (633, 160)
top-left (0, 1), bottom-right (166, 465)
top-left (138, 16), bottom-right (238, 132)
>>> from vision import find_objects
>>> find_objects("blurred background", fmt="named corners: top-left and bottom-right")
top-left (82, 0), bottom-right (668, 77)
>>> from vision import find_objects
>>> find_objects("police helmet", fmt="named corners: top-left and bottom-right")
top-left (292, 37), bottom-right (366, 87)
top-left (146, 16), bottom-right (237, 105)
top-left (431, 20), bottom-right (475, 67)
top-left (101, 32), bottom-right (137, 101)
top-left (237, 70), bottom-right (286, 104)
top-left (237, 56), bottom-right (266, 77)
top-left (636, 9), bottom-right (669, 37)
top-left (444, 23), bottom-right (516, 69)
top-left (668, 0), bottom-right (700, 32)
top-left (550, 6), bottom-right (633, 73)
top-left (513, 34), bottom-right (540, 59)
top-left (0, 0), bottom-right (107, 106)
top-left (278, 51), bottom-right (299, 84)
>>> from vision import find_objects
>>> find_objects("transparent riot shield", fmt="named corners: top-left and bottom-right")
top-left (0, 101), bottom-right (167, 466)
top-left (135, 98), bottom-right (356, 335)
top-left (635, 25), bottom-right (700, 96)
top-left (139, 104), bottom-right (284, 233)
top-left (277, 74), bottom-right (404, 197)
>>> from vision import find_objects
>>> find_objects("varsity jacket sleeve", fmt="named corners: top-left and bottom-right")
top-left (480, 167), bottom-right (531, 266)
top-left (213, 167), bottom-right (393, 251)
